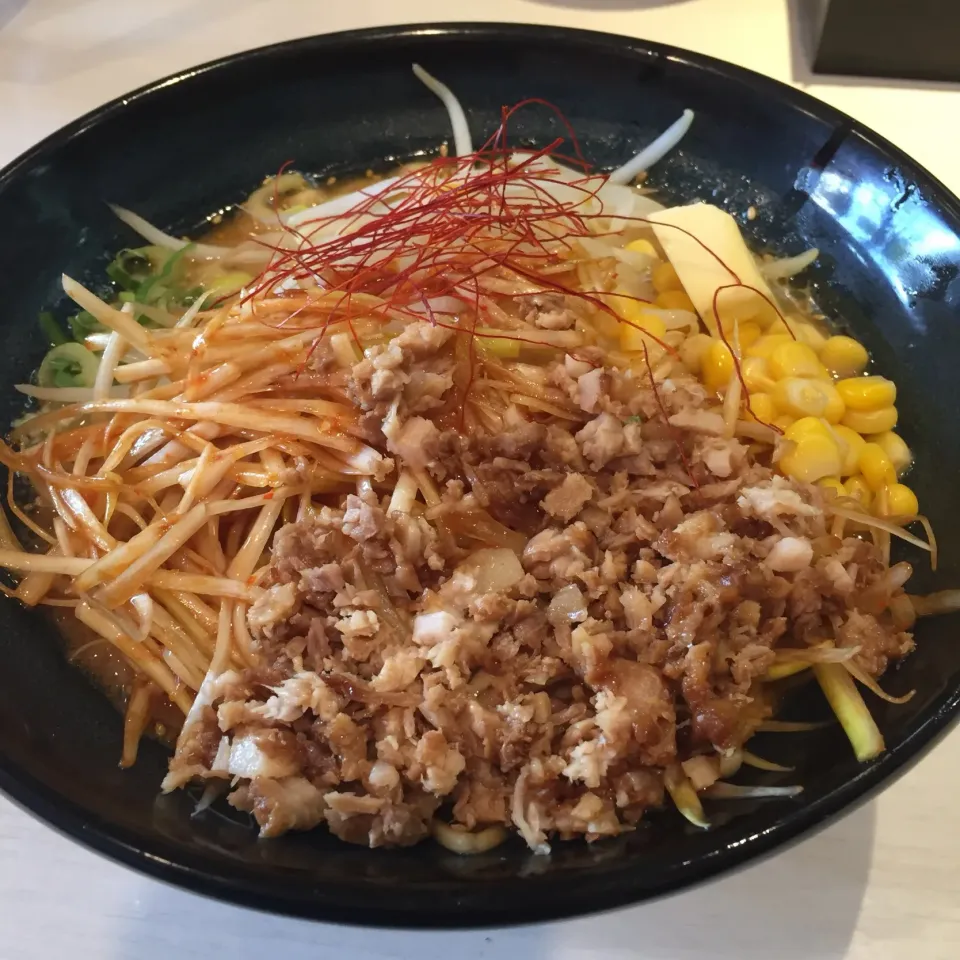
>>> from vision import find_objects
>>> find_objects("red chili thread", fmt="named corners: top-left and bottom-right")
top-left (232, 100), bottom-right (799, 442)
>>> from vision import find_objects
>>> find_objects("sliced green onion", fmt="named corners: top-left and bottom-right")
top-left (38, 343), bottom-right (100, 389)
top-left (664, 763), bottom-right (709, 829)
top-left (68, 310), bottom-right (103, 342)
top-left (477, 335), bottom-right (521, 359)
top-left (137, 243), bottom-right (194, 304)
top-left (38, 311), bottom-right (67, 346)
top-left (742, 750), bottom-right (794, 773)
top-left (206, 271), bottom-right (253, 301)
top-left (106, 247), bottom-right (156, 291)
top-left (814, 662), bottom-right (884, 762)
top-left (764, 660), bottom-right (811, 682)
top-left (842, 660), bottom-right (915, 705)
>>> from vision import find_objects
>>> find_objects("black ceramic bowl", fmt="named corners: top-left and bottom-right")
top-left (0, 23), bottom-right (958, 928)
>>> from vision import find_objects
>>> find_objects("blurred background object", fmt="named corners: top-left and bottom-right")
top-left (797, 0), bottom-right (960, 83)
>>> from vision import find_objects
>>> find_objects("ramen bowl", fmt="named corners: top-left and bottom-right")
top-left (0, 22), bottom-right (957, 927)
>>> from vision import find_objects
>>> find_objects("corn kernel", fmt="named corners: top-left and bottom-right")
top-left (773, 377), bottom-right (844, 422)
top-left (702, 340), bottom-right (735, 392)
top-left (818, 477), bottom-right (845, 497)
top-left (832, 424), bottom-right (866, 477)
top-left (784, 416), bottom-right (831, 443)
top-left (652, 261), bottom-right (681, 293)
top-left (841, 405), bottom-right (898, 434)
top-left (868, 430), bottom-right (912, 474)
top-left (610, 291), bottom-right (657, 331)
top-left (736, 321), bottom-right (762, 351)
top-left (746, 333), bottom-right (793, 360)
top-left (741, 356), bottom-right (777, 393)
top-left (655, 290), bottom-right (697, 313)
top-left (746, 392), bottom-right (776, 424)
top-left (780, 434), bottom-right (842, 483)
top-left (620, 311), bottom-right (668, 352)
top-left (820, 335), bottom-right (868, 378)
top-left (843, 474), bottom-right (873, 507)
top-left (792, 322), bottom-right (828, 352)
top-left (836, 375), bottom-right (896, 411)
top-left (593, 308), bottom-right (622, 339)
top-left (773, 415), bottom-right (794, 432)
top-left (819, 382), bottom-right (845, 423)
top-left (678, 332), bottom-right (713, 374)
top-left (876, 482), bottom-right (919, 518)
top-left (625, 238), bottom-right (658, 258)
top-left (769, 341), bottom-right (823, 380)
top-left (858, 442), bottom-right (897, 491)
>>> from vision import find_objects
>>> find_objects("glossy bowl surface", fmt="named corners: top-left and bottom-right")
top-left (0, 22), bottom-right (958, 928)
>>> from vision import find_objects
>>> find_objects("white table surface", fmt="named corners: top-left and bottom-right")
top-left (1, 1), bottom-right (959, 957)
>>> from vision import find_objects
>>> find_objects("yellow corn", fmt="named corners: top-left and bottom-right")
top-left (836, 375), bottom-right (896, 411)
top-left (876, 482), bottom-right (919, 517)
top-left (843, 474), bottom-right (873, 507)
top-left (769, 341), bottom-right (823, 380)
top-left (820, 382), bottom-right (845, 423)
top-left (736, 321), bottom-right (762, 351)
top-left (652, 261), bottom-right (681, 293)
top-left (820, 336), bottom-right (868, 378)
top-left (656, 290), bottom-right (697, 313)
top-left (741, 356), bottom-right (777, 393)
top-left (792, 321), bottom-right (828, 352)
top-left (780, 433), bottom-right (842, 483)
top-left (746, 392), bottom-right (776, 424)
top-left (841, 406), bottom-right (898, 434)
top-left (625, 238), bottom-right (658, 258)
top-left (620, 310), bottom-right (668, 352)
top-left (832, 424), bottom-right (866, 477)
top-left (858, 442), bottom-right (897, 491)
top-left (784, 416), bottom-right (831, 443)
top-left (746, 333), bottom-right (793, 360)
top-left (818, 477), bottom-right (845, 497)
top-left (773, 414), bottom-right (794, 432)
top-left (679, 332), bottom-right (713, 374)
top-left (773, 377), bottom-right (844, 422)
top-left (702, 340), bottom-right (735, 392)
top-left (610, 291), bottom-right (643, 323)
top-left (869, 430), bottom-right (912, 474)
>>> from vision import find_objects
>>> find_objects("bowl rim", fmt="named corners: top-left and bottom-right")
top-left (0, 20), bottom-right (958, 928)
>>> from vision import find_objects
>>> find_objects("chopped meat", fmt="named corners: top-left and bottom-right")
top-left (342, 492), bottom-right (385, 542)
top-left (765, 536), bottom-right (814, 572)
top-left (576, 368), bottom-right (606, 413)
top-left (169, 341), bottom-right (916, 856)
top-left (229, 777), bottom-right (328, 837)
top-left (247, 583), bottom-right (298, 638)
top-left (522, 292), bottom-right (576, 330)
top-left (541, 472), bottom-right (593, 522)
top-left (383, 415), bottom-right (440, 469)
top-left (226, 730), bottom-right (300, 779)
top-left (575, 413), bottom-right (624, 469)
top-left (668, 408), bottom-right (725, 435)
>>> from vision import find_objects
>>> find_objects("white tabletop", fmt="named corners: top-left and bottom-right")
top-left (1, 1), bottom-right (959, 958)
